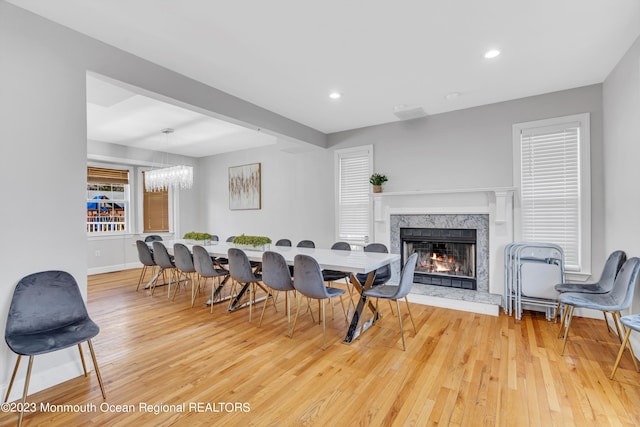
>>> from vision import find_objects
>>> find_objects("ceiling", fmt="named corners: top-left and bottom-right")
top-left (8, 0), bottom-right (640, 154)
top-left (86, 74), bottom-right (277, 158)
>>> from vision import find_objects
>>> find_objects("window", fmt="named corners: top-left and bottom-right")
top-left (513, 113), bottom-right (591, 273)
top-left (87, 166), bottom-right (129, 233)
top-left (142, 171), bottom-right (169, 232)
top-left (335, 146), bottom-right (373, 246)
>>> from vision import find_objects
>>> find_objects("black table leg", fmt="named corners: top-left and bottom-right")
top-left (343, 272), bottom-right (380, 344)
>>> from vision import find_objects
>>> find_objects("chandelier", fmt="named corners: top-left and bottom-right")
top-left (144, 128), bottom-right (193, 192)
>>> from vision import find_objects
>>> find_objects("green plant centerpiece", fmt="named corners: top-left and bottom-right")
top-left (183, 231), bottom-right (213, 244)
top-left (232, 234), bottom-right (272, 251)
top-left (369, 173), bottom-right (388, 193)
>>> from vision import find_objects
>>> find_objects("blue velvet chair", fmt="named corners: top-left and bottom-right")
top-left (193, 245), bottom-right (230, 313)
top-left (296, 240), bottom-right (316, 248)
top-left (3, 271), bottom-right (106, 426)
top-left (362, 253), bottom-right (418, 351)
top-left (356, 243), bottom-right (392, 287)
top-left (260, 251), bottom-right (296, 335)
top-left (291, 254), bottom-right (348, 349)
top-left (228, 248), bottom-right (264, 322)
top-left (173, 243), bottom-right (199, 305)
top-left (610, 313), bottom-right (640, 379)
top-left (152, 241), bottom-right (178, 297)
top-left (135, 240), bottom-right (157, 291)
top-left (322, 242), bottom-right (354, 311)
top-left (555, 250), bottom-right (626, 328)
top-left (558, 257), bottom-right (640, 356)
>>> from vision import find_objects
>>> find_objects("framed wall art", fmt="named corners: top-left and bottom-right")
top-left (229, 162), bottom-right (261, 210)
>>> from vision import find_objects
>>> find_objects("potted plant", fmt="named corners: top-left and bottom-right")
top-left (183, 231), bottom-right (213, 245)
top-left (369, 173), bottom-right (388, 193)
top-left (232, 234), bottom-right (272, 251)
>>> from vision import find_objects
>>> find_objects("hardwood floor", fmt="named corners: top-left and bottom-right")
top-left (2, 268), bottom-right (640, 426)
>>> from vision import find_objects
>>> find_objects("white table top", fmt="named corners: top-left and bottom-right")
top-left (161, 240), bottom-right (399, 274)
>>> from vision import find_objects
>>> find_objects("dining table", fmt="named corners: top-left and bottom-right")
top-left (151, 240), bottom-right (401, 344)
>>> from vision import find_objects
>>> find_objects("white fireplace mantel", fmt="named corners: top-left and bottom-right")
top-left (371, 187), bottom-right (515, 316)
top-left (372, 187), bottom-right (516, 224)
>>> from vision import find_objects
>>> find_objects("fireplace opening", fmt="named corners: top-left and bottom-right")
top-left (401, 227), bottom-right (477, 290)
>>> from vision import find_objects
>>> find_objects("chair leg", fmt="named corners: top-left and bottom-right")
top-left (558, 303), bottom-right (570, 338)
top-left (258, 287), bottom-right (271, 327)
top-left (321, 298), bottom-right (327, 350)
top-left (338, 295), bottom-right (349, 324)
top-left (286, 292), bottom-right (292, 337)
top-left (78, 343), bottom-right (88, 377)
top-left (404, 296), bottom-right (417, 333)
top-left (397, 299), bottom-right (406, 351)
top-left (561, 306), bottom-right (575, 355)
top-left (603, 311), bottom-right (612, 333)
top-left (611, 327), bottom-right (633, 379)
top-left (17, 355), bottom-right (34, 427)
top-left (87, 339), bottom-right (106, 400)
top-left (4, 355), bottom-right (21, 403)
top-left (291, 293), bottom-right (302, 338)
top-left (136, 265), bottom-right (148, 291)
top-left (210, 276), bottom-right (216, 314)
top-left (171, 270), bottom-right (182, 301)
top-left (612, 312), bottom-right (639, 372)
top-left (611, 311), bottom-right (625, 344)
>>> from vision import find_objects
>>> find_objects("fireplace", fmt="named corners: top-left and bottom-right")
top-left (401, 227), bottom-right (477, 290)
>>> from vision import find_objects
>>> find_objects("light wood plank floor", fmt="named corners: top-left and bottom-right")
top-left (2, 268), bottom-right (640, 426)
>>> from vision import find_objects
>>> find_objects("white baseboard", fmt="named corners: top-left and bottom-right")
top-left (408, 293), bottom-right (500, 316)
top-left (1, 353), bottom-right (91, 403)
top-left (88, 262), bottom-right (140, 275)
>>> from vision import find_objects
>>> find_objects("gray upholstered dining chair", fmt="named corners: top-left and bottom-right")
top-left (356, 243), bottom-right (392, 287)
top-left (173, 243), bottom-right (199, 306)
top-left (558, 257), bottom-right (640, 356)
top-left (135, 240), bottom-right (157, 291)
top-left (555, 250), bottom-right (626, 329)
top-left (144, 234), bottom-right (163, 243)
top-left (228, 248), bottom-right (264, 322)
top-left (611, 313), bottom-right (640, 379)
top-left (152, 241), bottom-right (178, 297)
top-left (291, 254), bottom-right (349, 349)
top-left (4, 271), bottom-right (106, 427)
top-left (193, 245), bottom-right (231, 313)
top-left (362, 253), bottom-right (418, 351)
top-left (296, 240), bottom-right (316, 248)
top-left (260, 251), bottom-right (296, 335)
top-left (275, 239), bottom-right (292, 247)
top-left (322, 241), bottom-right (354, 309)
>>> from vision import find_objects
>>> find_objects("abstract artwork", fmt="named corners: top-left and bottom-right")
top-left (229, 163), bottom-right (261, 210)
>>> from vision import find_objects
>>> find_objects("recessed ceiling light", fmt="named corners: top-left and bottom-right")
top-left (329, 91), bottom-right (342, 100)
top-left (446, 92), bottom-right (460, 100)
top-left (484, 49), bottom-right (501, 59)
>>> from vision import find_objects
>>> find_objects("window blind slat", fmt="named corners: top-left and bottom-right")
top-left (520, 125), bottom-right (581, 270)
top-left (337, 149), bottom-right (371, 245)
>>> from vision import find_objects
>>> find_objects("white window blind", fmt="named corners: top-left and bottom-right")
top-left (336, 147), bottom-right (372, 245)
top-left (519, 123), bottom-right (581, 270)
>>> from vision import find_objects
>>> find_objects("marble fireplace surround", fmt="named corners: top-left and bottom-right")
top-left (372, 188), bottom-right (515, 316)
top-left (391, 214), bottom-right (489, 292)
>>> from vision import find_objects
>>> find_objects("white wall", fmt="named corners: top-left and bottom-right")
top-left (603, 34), bottom-right (640, 350)
top-left (0, 1), bottom-right (323, 398)
top-left (328, 85), bottom-right (606, 282)
top-left (86, 140), bottom-right (201, 274)
top-left (198, 141), bottom-right (335, 248)
top-left (0, 1), bottom-right (92, 399)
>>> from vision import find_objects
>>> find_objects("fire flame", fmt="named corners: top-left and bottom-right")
top-left (418, 253), bottom-right (459, 273)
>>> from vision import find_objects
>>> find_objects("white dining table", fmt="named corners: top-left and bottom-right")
top-left (153, 240), bottom-right (400, 344)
